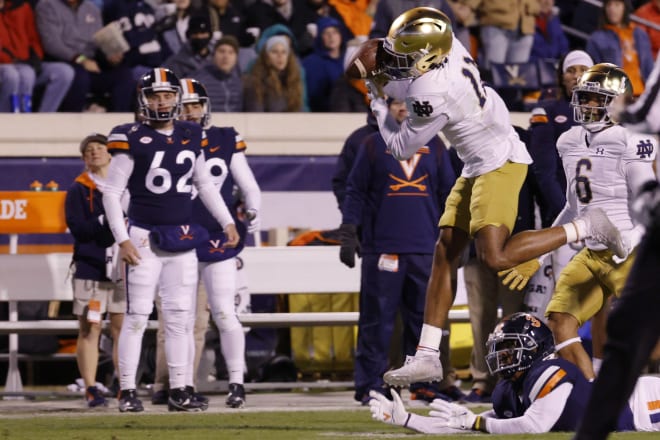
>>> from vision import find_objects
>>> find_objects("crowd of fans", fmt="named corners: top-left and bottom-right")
top-left (0, 0), bottom-right (658, 113)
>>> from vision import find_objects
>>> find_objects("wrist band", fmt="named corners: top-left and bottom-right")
top-left (472, 415), bottom-right (488, 433)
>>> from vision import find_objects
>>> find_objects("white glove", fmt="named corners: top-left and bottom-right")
top-left (368, 389), bottom-right (409, 427)
top-left (428, 399), bottom-right (478, 431)
top-left (246, 208), bottom-right (259, 234)
top-left (365, 78), bottom-right (386, 102)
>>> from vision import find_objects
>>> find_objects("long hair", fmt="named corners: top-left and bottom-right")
top-left (599, 0), bottom-right (632, 28)
top-left (249, 46), bottom-right (304, 111)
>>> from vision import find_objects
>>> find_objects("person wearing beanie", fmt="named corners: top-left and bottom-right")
top-left (163, 14), bottom-right (214, 78)
top-left (65, 133), bottom-right (125, 408)
top-left (190, 36), bottom-right (244, 112)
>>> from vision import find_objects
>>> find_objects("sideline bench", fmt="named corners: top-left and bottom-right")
top-left (1, 246), bottom-right (472, 394)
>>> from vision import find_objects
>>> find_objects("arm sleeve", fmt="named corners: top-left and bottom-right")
top-left (625, 161), bottom-right (657, 198)
top-left (486, 382), bottom-right (573, 434)
top-left (372, 96), bottom-right (450, 160)
top-left (101, 153), bottom-right (133, 244)
top-left (229, 152), bottom-right (261, 213)
top-left (193, 152), bottom-right (234, 228)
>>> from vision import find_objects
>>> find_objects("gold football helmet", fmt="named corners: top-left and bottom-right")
top-left (382, 7), bottom-right (453, 79)
top-left (571, 63), bottom-right (633, 132)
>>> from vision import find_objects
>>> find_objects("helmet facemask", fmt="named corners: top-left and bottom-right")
top-left (485, 334), bottom-right (538, 379)
top-left (571, 85), bottom-right (616, 133)
top-left (137, 68), bottom-right (182, 122)
top-left (180, 78), bottom-right (212, 127)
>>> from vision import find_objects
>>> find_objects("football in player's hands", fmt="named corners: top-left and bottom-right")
top-left (345, 38), bottom-right (385, 80)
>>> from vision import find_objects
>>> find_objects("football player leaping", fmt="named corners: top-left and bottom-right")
top-left (101, 68), bottom-right (239, 413)
top-left (543, 63), bottom-right (657, 381)
top-left (368, 7), bottom-right (626, 387)
top-left (369, 312), bottom-right (660, 434)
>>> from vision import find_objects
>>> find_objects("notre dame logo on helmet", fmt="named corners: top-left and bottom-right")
top-left (412, 100), bottom-right (433, 117)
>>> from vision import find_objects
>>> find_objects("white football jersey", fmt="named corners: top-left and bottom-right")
top-left (557, 124), bottom-right (657, 251)
top-left (381, 36), bottom-right (531, 177)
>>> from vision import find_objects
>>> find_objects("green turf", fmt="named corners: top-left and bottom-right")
top-left (0, 410), bottom-right (658, 440)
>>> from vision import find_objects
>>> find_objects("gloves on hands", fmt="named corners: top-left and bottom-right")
top-left (368, 389), bottom-right (409, 427)
top-left (497, 258), bottom-right (541, 291)
top-left (632, 180), bottom-right (660, 230)
top-left (428, 399), bottom-right (481, 431)
top-left (246, 208), bottom-right (259, 234)
top-left (339, 223), bottom-right (360, 268)
top-left (365, 73), bottom-right (388, 101)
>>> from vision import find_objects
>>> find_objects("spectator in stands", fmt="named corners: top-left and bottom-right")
top-left (154, 0), bottom-right (196, 55)
top-left (302, 16), bottom-right (345, 112)
top-left (634, 0), bottom-right (660, 57)
top-left (164, 14), bottom-right (213, 79)
top-left (245, 0), bottom-right (319, 56)
top-left (586, 0), bottom-right (654, 96)
top-left (338, 97), bottom-right (456, 405)
top-left (461, 0), bottom-right (540, 67)
top-left (65, 133), bottom-right (125, 408)
top-left (303, 0), bottom-right (352, 41)
top-left (325, 0), bottom-right (372, 41)
top-left (530, 0), bottom-right (569, 62)
top-left (207, 0), bottom-right (257, 48)
top-left (243, 33), bottom-right (309, 111)
top-left (191, 36), bottom-right (244, 112)
top-left (370, 1), bottom-right (467, 51)
top-left (103, 0), bottom-right (171, 81)
top-left (35, 0), bottom-right (135, 112)
top-left (328, 38), bottom-right (369, 113)
top-left (0, 0), bottom-right (74, 112)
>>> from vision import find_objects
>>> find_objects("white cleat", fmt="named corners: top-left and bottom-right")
top-left (580, 208), bottom-right (627, 259)
top-left (383, 354), bottom-right (443, 386)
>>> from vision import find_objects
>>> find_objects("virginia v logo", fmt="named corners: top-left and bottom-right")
top-left (636, 139), bottom-right (654, 158)
top-left (412, 100), bottom-right (433, 117)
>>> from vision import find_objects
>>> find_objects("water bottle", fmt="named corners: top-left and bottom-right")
top-left (10, 94), bottom-right (20, 113)
top-left (30, 180), bottom-right (43, 191)
top-left (21, 94), bottom-right (32, 113)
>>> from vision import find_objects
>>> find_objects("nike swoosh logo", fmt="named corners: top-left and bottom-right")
top-left (182, 139), bottom-right (190, 145)
top-left (210, 146), bottom-right (220, 153)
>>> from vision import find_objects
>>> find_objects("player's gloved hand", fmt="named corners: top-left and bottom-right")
top-left (246, 208), bottom-right (259, 234)
top-left (366, 73), bottom-right (388, 101)
top-left (368, 389), bottom-right (409, 427)
top-left (428, 399), bottom-right (481, 431)
top-left (339, 223), bottom-right (360, 268)
top-left (497, 258), bottom-right (541, 291)
top-left (631, 180), bottom-right (660, 230)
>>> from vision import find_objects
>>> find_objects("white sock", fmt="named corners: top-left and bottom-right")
top-left (593, 357), bottom-right (603, 376)
top-left (220, 326), bottom-right (246, 384)
top-left (417, 324), bottom-right (442, 354)
top-left (118, 313), bottom-right (148, 390)
top-left (164, 310), bottom-right (190, 390)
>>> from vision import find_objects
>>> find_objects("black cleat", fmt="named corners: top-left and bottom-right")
top-left (186, 385), bottom-right (209, 410)
top-left (168, 387), bottom-right (207, 412)
top-left (118, 389), bottom-right (144, 413)
top-left (151, 389), bottom-right (168, 405)
top-left (226, 383), bottom-right (246, 408)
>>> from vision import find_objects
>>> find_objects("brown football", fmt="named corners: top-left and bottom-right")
top-left (345, 38), bottom-right (383, 79)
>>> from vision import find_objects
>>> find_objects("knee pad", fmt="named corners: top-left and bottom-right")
top-left (163, 309), bottom-right (191, 337)
top-left (123, 313), bottom-right (149, 334)
top-left (213, 311), bottom-right (242, 333)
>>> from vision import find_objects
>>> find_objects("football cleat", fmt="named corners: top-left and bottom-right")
top-left (579, 208), bottom-right (626, 258)
top-left (186, 385), bottom-right (209, 410)
top-left (151, 389), bottom-right (168, 405)
top-left (86, 385), bottom-right (108, 408)
top-left (383, 354), bottom-right (443, 386)
top-left (168, 387), bottom-right (207, 412)
top-left (118, 389), bottom-right (144, 413)
top-left (226, 383), bottom-right (246, 408)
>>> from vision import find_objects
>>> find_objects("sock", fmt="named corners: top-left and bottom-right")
top-left (220, 326), bottom-right (246, 384)
top-left (417, 324), bottom-right (442, 354)
top-left (593, 357), bottom-right (603, 376)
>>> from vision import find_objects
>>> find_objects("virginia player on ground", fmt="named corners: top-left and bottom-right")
top-left (180, 77), bottom-right (261, 408)
top-left (369, 312), bottom-right (660, 434)
top-left (101, 67), bottom-right (239, 412)
top-left (366, 7), bottom-right (626, 387)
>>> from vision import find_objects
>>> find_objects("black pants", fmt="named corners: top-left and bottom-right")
top-left (574, 225), bottom-right (660, 439)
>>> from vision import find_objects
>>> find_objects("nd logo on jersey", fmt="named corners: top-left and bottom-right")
top-left (636, 139), bottom-right (654, 159)
top-left (412, 100), bottom-right (433, 117)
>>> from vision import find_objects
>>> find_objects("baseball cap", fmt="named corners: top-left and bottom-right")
top-left (79, 133), bottom-right (108, 154)
top-left (187, 14), bottom-right (211, 37)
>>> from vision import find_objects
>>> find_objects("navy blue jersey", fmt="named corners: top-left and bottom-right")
top-left (107, 120), bottom-right (205, 226)
top-left (342, 133), bottom-right (455, 254)
top-left (64, 172), bottom-right (115, 281)
top-left (193, 126), bottom-right (247, 261)
top-left (493, 357), bottom-right (635, 431)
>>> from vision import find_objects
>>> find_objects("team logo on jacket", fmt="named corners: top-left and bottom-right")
top-left (140, 136), bottom-right (152, 144)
